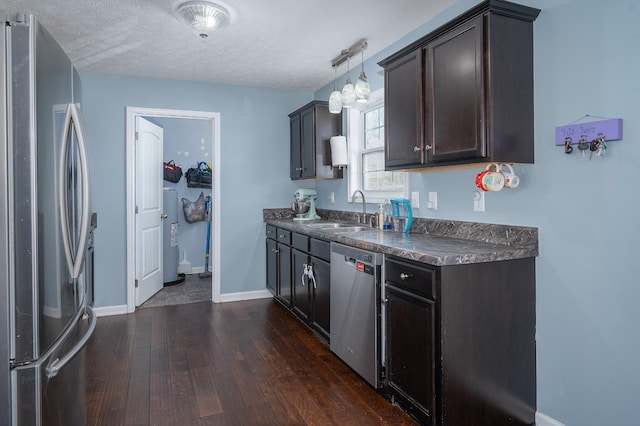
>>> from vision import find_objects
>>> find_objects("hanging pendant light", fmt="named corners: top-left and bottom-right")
top-left (341, 56), bottom-right (356, 109)
top-left (328, 65), bottom-right (343, 114)
top-left (355, 49), bottom-right (370, 103)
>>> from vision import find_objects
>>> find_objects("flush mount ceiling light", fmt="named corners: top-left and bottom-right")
top-left (176, 1), bottom-right (230, 39)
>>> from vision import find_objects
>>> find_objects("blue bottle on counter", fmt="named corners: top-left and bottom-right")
top-left (383, 200), bottom-right (393, 230)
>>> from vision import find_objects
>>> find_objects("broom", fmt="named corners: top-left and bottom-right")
top-left (198, 196), bottom-right (212, 279)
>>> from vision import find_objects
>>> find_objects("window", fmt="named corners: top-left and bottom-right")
top-left (347, 89), bottom-right (408, 204)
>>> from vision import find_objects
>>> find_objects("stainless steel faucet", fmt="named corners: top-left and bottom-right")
top-left (351, 190), bottom-right (367, 224)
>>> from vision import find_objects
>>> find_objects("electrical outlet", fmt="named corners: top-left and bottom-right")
top-left (473, 190), bottom-right (485, 212)
top-left (427, 192), bottom-right (438, 210)
top-left (411, 192), bottom-right (420, 209)
top-left (330, 192), bottom-right (335, 203)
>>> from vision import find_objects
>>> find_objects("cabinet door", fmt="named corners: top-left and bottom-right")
top-left (386, 285), bottom-right (436, 425)
top-left (426, 15), bottom-right (485, 163)
top-left (300, 107), bottom-right (316, 179)
top-left (384, 48), bottom-right (424, 169)
top-left (277, 243), bottom-right (292, 307)
top-left (290, 114), bottom-right (302, 179)
top-left (310, 256), bottom-right (330, 341)
top-left (292, 249), bottom-right (310, 321)
top-left (266, 238), bottom-right (277, 295)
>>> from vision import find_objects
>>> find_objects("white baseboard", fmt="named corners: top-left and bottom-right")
top-left (217, 289), bottom-right (273, 303)
top-left (93, 304), bottom-right (128, 317)
top-left (93, 291), bottom-right (271, 315)
top-left (536, 412), bottom-right (566, 426)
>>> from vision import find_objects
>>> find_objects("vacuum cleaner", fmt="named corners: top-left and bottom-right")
top-left (198, 195), bottom-right (212, 279)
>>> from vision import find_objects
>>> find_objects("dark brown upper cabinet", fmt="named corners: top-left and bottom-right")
top-left (379, 0), bottom-right (540, 170)
top-left (289, 101), bottom-right (342, 180)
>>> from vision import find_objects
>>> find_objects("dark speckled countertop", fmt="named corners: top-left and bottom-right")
top-left (264, 208), bottom-right (538, 267)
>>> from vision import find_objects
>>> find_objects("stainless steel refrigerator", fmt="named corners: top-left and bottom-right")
top-left (0, 12), bottom-right (96, 425)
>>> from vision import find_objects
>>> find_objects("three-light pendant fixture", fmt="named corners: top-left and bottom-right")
top-left (329, 40), bottom-right (370, 114)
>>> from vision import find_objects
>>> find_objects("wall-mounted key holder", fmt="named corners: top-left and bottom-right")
top-left (555, 116), bottom-right (623, 148)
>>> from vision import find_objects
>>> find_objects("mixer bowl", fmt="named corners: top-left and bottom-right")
top-left (291, 201), bottom-right (310, 216)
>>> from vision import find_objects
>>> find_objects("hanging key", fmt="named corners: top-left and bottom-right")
top-left (564, 137), bottom-right (573, 154)
top-left (577, 135), bottom-right (589, 158)
top-left (596, 137), bottom-right (607, 158)
top-left (589, 137), bottom-right (600, 160)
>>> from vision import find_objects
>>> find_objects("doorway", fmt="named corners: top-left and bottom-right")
top-left (125, 107), bottom-right (221, 313)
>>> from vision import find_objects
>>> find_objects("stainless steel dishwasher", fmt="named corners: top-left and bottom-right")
top-left (330, 243), bottom-right (383, 388)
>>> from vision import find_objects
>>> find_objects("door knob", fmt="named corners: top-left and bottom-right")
top-left (161, 213), bottom-right (168, 219)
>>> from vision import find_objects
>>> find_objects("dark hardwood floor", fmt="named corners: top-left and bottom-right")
top-left (86, 298), bottom-right (417, 425)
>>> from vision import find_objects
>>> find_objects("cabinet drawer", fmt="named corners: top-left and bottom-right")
top-left (276, 229), bottom-right (291, 245)
top-left (309, 238), bottom-right (330, 262)
top-left (385, 257), bottom-right (435, 300)
top-left (266, 225), bottom-right (277, 239)
top-left (292, 233), bottom-right (309, 252)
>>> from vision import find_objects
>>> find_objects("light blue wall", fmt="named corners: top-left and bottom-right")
top-left (314, 0), bottom-right (640, 424)
top-left (155, 116), bottom-right (212, 271)
top-left (79, 72), bottom-right (310, 306)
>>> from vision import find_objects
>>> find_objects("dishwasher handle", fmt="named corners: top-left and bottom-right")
top-left (344, 256), bottom-right (357, 264)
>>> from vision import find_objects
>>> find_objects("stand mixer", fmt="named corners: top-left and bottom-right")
top-left (292, 188), bottom-right (320, 221)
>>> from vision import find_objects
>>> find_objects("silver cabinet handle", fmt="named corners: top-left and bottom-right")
top-left (413, 146), bottom-right (421, 152)
top-left (400, 272), bottom-right (413, 280)
top-left (301, 263), bottom-right (307, 286)
top-left (272, 248), bottom-right (279, 253)
top-left (425, 145), bottom-right (432, 151)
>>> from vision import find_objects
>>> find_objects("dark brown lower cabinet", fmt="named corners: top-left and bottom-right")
top-left (290, 233), bottom-right (331, 342)
top-left (386, 284), bottom-right (436, 425)
top-left (385, 256), bottom-right (536, 426)
top-left (265, 226), bottom-right (292, 307)
top-left (309, 256), bottom-right (330, 339)
top-left (277, 244), bottom-right (292, 306)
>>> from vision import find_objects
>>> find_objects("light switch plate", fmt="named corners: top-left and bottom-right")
top-left (427, 192), bottom-right (437, 210)
top-left (473, 190), bottom-right (485, 212)
top-left (330, 192), bottom-right (335, 203)
top-left (411, 191), bottom-right (420, 209)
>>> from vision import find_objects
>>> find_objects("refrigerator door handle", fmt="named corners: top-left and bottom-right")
top-left (44, 306), bottom-right (96, 378)
top-left (58, 103), bottom-right (91, 279)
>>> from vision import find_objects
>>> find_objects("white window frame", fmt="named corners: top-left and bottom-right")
top-left (347, 88), bottom-right (409, 204)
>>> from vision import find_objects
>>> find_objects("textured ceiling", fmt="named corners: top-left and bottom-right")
top-left (1, 0), bottom-right (456, 91)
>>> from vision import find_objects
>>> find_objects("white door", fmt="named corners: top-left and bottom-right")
top-left (135, 117), bottom-right (164, 306)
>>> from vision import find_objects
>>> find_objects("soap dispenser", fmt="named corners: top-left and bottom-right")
top-left (377, 204), bottom-right (385, 230)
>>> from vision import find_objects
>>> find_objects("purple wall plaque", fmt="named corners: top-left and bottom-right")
top-left (555, 118), bottom-right (623, 146)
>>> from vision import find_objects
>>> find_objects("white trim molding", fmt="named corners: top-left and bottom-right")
top-left (93, 304), bottom-right (128, 317)
top-left (125, 107), bottom-right (222, 312)
top-left (536, 412), bottom-right (566, 426)
top-left (218, 290), bottom-right (273, 303)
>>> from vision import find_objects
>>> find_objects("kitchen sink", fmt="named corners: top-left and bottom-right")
top-left (326, 226), bottom-right (372, 233)
top-left (305, 222), bottom-right (356, 229)
top-left (304, 222), bottom-right (375, 233)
